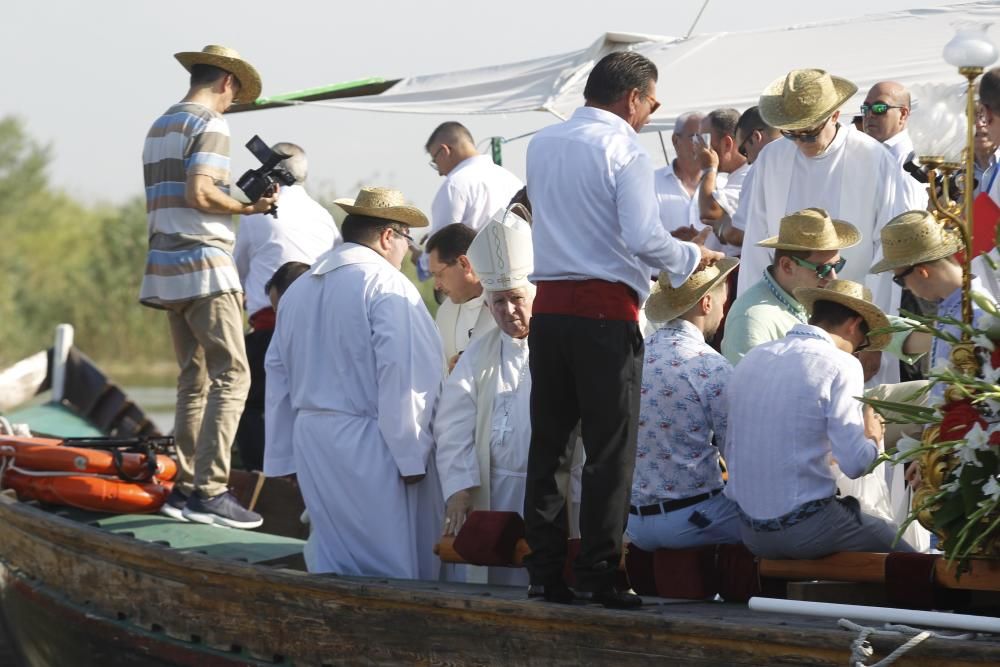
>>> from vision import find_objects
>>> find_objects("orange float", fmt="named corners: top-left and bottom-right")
top-left (0, 435), bottom-right (176, 481)
top-left (2, 469), bottom-right (170, 514)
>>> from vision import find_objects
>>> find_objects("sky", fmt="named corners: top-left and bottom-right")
top-left (1, 0), bottom-right (961, 217)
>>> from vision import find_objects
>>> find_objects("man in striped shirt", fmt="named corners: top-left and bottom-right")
top-left (140, 45), bottom-right (277, 529)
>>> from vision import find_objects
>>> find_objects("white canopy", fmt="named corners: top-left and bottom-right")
top-left (305, 1), bottom-right (1000, 131)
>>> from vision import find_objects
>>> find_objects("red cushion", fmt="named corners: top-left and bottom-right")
top-left (452, 511), bottom-right (525, 567)
top-left (653, 547), bottom-right (718, 599)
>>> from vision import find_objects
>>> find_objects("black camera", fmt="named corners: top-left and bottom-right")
top-left (236, 135), bottom-right (296, 216)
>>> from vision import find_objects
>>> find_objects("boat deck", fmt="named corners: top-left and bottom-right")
top-left (2, 498), bottom-right (1000, 665)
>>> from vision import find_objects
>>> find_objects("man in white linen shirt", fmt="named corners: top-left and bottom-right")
top-left (735, 70), bottom-right (914, 321)
top-left (426, 223), bottom-right (497, 367)
top-left (654, 112), bottom-right (703, 234)
top-left (724, 106), bottom-right (781, 249)
top-left (725, 279), bottom-right (915, 558)
top-left (232, 142), bottom-right (341, 471)
top-left (263, 187), bottom-right (445, 578)
top-left (627, 258), bottom-right (742, 551)
top-left (435, 208), bottom-right (581, 586)
top-left (693, 108), bottom-right (748, 257)
top-left (523, 51), bottom-right (723, 608)
top-left (415, 122), bottom-right (523, 278)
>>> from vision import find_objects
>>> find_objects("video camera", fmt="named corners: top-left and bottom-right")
top-left (236, 135), bottom-right (296, 217)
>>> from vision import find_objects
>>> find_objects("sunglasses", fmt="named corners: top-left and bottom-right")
top-left (643, 93), bottom-right (661, 114)
top-left (892, 264), bottom-right (919, 287)
top-left (861, 102), bottom-right (904, 116)
top-left (737, 129), bottom-right (761, 158)
top-left (791, 255), bottom-right (846, 279)
top-left (780, 119), bottom-right (829, 143)
top-left (855, 334), bottom-right (871, 353)
top-left (392, 228), bottom-right (414, 244)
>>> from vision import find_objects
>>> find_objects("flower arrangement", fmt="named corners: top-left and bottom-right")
top-left (868, 292), bottom-right (1000, 569)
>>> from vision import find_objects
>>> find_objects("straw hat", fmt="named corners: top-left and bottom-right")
top-left (175, 45), bottom-right (262, 104)
top-left (334, 187), bottom-right (428, 228)
top-left (757, 208), bottom-right (861, 251)
top-left (869, 210), bottom-right (962, 274)
top-left (467, 207), bottom-right (533, 291)
top-left (759, 69), bottom-right (857, 131)
top-left (794, 280), bottom-right (892, 351)
top-left (645, 258), bottom-right (740, 323)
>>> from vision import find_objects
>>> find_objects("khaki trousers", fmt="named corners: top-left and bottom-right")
top-left (165, 292), bottom-right (250, 497)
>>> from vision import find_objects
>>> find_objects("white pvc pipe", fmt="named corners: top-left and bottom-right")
top-left (50, 324), bottom-right (74, 404)
top-left (749, 597), bottom-right (1000, 634)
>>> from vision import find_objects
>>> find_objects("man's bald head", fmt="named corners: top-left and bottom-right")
top-left (862, 81), bottom-right (911, 142)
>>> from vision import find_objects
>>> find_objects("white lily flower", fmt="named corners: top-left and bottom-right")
top-left (966, 422), bottom-right (991, 451)
top-left (984, 475), bottom-right (1000, 503)
top-left (973, 334), bottom-right (996, 352)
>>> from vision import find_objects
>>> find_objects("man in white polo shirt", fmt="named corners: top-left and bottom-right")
top-left (524, 51), bottom-right (722, 608)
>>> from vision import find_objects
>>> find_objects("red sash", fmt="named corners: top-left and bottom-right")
top-left (533, 279), bottom-right (639, 322)
top-left (249, 307), bottom-right (276, 332)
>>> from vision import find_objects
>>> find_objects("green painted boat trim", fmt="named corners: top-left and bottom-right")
top-left (7, 403), bottom-right (104, 438)
top-left (53, 508), bottom-right (305, 565)
top-left (254, 77), bottom-right (390, 104)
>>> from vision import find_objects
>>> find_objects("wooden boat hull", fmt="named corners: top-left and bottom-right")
top-left (2, 495), bottom-right (1000, 666)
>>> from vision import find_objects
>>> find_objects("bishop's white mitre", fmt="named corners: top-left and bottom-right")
top-left (467, 207), bottom-right (533, 291)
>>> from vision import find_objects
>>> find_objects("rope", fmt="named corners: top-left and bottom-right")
top-left (838, 618), bottom-right (974, 666)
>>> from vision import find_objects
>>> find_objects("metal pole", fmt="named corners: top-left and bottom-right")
top-left (658, 131), bottom-right (670, 163)
top-left (961, 67), bottom-right (982, 334)
top-left (685, 0), bottom-right (711, 39)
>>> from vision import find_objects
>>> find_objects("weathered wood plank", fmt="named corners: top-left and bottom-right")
top-left (1, 496), bottom-right (999, 666)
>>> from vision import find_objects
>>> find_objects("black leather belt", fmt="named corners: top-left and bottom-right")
top-left (629, 489), bottom-right (722, 517)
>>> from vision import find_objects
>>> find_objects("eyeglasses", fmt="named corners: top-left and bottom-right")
top-left (642, 92), bottom-right (661, 115)
top-left (780, 119), bottom-right (829, 143)
top-left (392, 228), bottom-right (414, 244)
top-left (892, 264), bottom-right (919, 287)
top-left (854, 335), bottom-right (871, 353)
top-left (861, 102), bottom-right (904, 116)
top-left (428, 145), bottom-right (446, 170)
top-left (790, 255), bottom-right (846, 279)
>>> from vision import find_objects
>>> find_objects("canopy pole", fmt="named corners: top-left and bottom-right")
top-left (658, 131), bottom-right (670, 163)
top-left (685, 0), bottom-right (711, 39)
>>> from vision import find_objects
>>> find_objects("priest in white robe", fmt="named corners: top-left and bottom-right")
top-left (434, 208), bottom-right (581, 586)
top-left (264, 186), bottom-right (445, 580)
top-left (736, 70), bottom-right (919, 321)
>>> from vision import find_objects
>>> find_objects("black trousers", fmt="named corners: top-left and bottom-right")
top-left (233, 327), bottom-right (273, 472)
top-left (523, 313), bottom-right (643, 590)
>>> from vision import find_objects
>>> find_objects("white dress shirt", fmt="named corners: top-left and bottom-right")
top-left (234, 184), bottom-right (341, 315)
top-left (688, 162), bottom-right (749, 256)
top-left (724, 324), bottom-right (879, 520)
top-left (430, 155), bottom-right (523, 234)
top-left (654, 161), bottom-right (696, 233)
top-left (527, 107), bottom-right (700, 299)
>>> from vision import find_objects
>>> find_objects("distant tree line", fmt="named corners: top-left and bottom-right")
top-left (0, 116), bottom-right (437, 382)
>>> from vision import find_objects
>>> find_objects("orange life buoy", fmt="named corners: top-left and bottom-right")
top-left (2, 469), bottom-right (170, 513)
top-left (0, 435), bottom-right (176, 480)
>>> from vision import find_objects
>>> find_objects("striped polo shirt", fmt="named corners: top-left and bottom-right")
top-left (139, 102), bottom-right (242, 308)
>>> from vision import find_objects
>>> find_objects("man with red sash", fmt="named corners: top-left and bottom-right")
top-left (523, 51), bottom-right (723, 608)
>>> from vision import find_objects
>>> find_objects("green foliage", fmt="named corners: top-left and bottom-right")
top-left (0, 116), bottom-right (172, 376)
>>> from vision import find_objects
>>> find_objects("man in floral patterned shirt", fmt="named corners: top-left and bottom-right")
top-left (626, 258), bottom-right (742, 550)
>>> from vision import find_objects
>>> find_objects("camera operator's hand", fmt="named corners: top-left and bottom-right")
top-left (245, 188), bottom-right (279, 215)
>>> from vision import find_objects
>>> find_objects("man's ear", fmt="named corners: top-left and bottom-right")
top-left (457, 254), bottom-right (473, 273)
top-left (722, 134), bottom-right (735, 154)
top-left (701, 292), bottom-right (714, 316)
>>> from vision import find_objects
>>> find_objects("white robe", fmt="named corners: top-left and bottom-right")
top-left (735, 125), bottom-right (917, 316)
top-left (264, 243), bottom-right (446, 580)
top-left (435, 292), bottom-right (497, 363)
top-left (434, 328), bottom-right (582, 586)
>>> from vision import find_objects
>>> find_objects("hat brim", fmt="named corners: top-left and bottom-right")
top-left (759, 74), bottom-right (857, 131)
top-left (333, 199), bottom-right (429, 228)
top-left (175, 52), bottom-right (262, 104)
top-left (869, 240), bottom-right (963, 274)
top-left (757, 219), bottom-right (862, 251)
top-left (794, 288), bottom-right (892, 351)
top-left (645, 258), bottom-right (740, 323)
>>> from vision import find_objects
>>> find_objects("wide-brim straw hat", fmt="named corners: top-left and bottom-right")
top-left (175, 45), bottom-right (262, 104)
top-left (334, 186), bottom-right (428, 228)
top-left (869, 210), bottom-right (963, 274)
top-left (794, 279), bottom-right (892, 351)
top-left (759, 69), bottom-right (857, 131)
top-left (757, 207), bottom-right (861, 251)
top-left (646, 258), bottom-right (740, 323)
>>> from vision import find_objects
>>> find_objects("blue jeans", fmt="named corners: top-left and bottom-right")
top-left (626, 492), bottom-right (742, 550)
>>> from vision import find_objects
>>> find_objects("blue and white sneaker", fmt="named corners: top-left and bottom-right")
top-left (159, 488), bottom-right (190, 521)
top-left (182, 490), bottom-right (263, 530)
